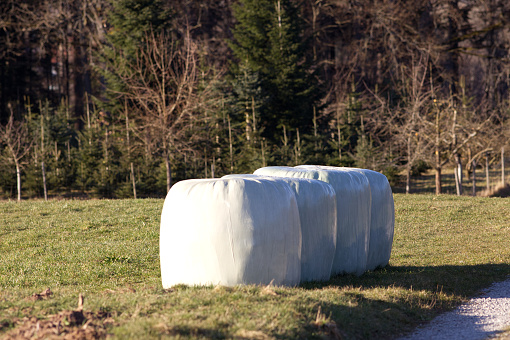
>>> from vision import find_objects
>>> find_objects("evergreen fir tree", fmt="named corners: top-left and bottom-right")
top-left (225, 63), bottom-right (269, 172)
top-left (99, 0), bottom-right (173, 103)
top-left (230, 0), bottom-right (321, 146)
top-left (23, 99), bottom-right (75, 198)
top-left (96, 0), bottom-right (174, 194)
top-left (107, 0), bottom-right (173, 58)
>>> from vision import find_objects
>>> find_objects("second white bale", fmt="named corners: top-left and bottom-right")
top-left (254, 166), bottom-right (371, 276)
top-left (296, 166), bottom-right (395, 271)
top-left (223, 174), bottom-right (337, 282)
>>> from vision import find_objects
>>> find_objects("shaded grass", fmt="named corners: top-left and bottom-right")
top-left (495, 328), bottom-right (510, 339)
top-left (0, 195), bottom-right (509, 339)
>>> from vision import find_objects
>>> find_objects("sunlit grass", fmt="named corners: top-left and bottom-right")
top-left (1, 195), bottom-right (509, 339)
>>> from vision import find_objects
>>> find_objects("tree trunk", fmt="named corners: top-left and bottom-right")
top-left (283, 125), bottom-right (288, 147)
top-left (406, 168), bottom-right (411, 194)
top-left (435, 110), bottom-right (441, 195)
top-left (261, 138), bottom-right (266, 167)
top-left (125, 108), bottom-right (136, 199)
top-left (41, 114), bottom-right (47, 201)
top-left (251, 96), bottom-right (257, 136)
top-left (105, 127), bottom-right (109, 164)
top-left (42, 161), bottom-right (48, 201)
top-left (406, 134), bottom-right (411, 194)
top-left (435, 167), bottom-right (442, 195)
top-left (296, 128), bottom-right (301, 160)
top-left (337, 116), bottom-right (342, 161)
top-left (245, 112), bottom-right (251, 142)
top-left (486, 152), bottom-right (490, 191)
top-left (454, 153), bottom-right (462, 196)
top-left (55, 141), bottom-right (60, 176)
top-left (452, 104), bottom-right (461, 195)
top-left (228, 115), bottom-right (234, 174)
top-left (130, 162), bottom-right (137, 199)
top-left (164, 149), bottom-right (172, 192)
top-left (86, 92), bottom-right (91, 129)
top-left (502, 146), bottom-right (505, 185)
top-left (211, 156), bottom-right (215, 178)
top-left (184, 153), bottom-right (187, 179)
top-left (472, 159), bottom-right (477, 196)
top-left (454, 167), bottom-right (459, 195)
top-left (313, 106), bottom-right (318, 154)
top-left (458, 157), bottom-right (463, 190)
top-left (204, 148), bottom-right (208, 178)
top-left (282, 125), bottom-right (289, 161)
top-left (15, 161), bottom-right (21, 201)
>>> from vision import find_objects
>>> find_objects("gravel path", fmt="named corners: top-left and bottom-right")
top-left (398, 277), bottom-right (510, 340)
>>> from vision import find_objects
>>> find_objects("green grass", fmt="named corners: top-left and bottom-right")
top-left (1, 195), bottom-right (509, 339)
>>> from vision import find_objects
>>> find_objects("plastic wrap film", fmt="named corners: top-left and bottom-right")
top-left (254, 166), bottom-right (371, 275)
top-left (298, 166), bottom-right (395, 270)
top-left (223, 174), bottom-right (337, 282)
top-left (160, 177), bottom-right (302, 288)
top-left (340, 167), bottom-right (394, 270)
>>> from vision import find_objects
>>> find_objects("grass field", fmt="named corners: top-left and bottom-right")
top-left (1, 195), bottom-right (509, 339)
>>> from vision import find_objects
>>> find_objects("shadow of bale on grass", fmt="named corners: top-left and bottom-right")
top-left (299, 263), bottom-right (510, 339)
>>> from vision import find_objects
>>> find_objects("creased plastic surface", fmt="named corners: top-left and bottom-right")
top-left (224, 174), bottom-right (337, 282)
top-left (338, 167), bottom-right (394, 270)
top-left (160, 177), bottom-right (301, 288)
top-left (298, 166), bottom-right (395, 270)
top-left (254, 166), bottom-right (371, 275)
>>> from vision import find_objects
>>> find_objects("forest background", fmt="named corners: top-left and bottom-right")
top-left (0, 0), bottom-right (509, 200)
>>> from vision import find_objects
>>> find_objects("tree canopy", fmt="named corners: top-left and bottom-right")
top-left (0, 0), bottom-right (509, 199)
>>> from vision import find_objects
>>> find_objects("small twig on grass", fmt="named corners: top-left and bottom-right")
top-left (28, 288), bottom-right (52, 301)
top-left (313, 306), bottom-right (343, 340)
top-left (261, 280), bottom-right (278, 296)
top-left (77, 293), bottom-right (84, 312)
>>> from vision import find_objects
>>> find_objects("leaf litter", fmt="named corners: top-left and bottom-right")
top-left (3, 293), bottom-right (114, 339)
top-left (313, 306), bottom-right (344, 340)
top-left (27, 288), bottom-right (52, 301)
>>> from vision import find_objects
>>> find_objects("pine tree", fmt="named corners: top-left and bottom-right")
top-left (97, 0), bottom-right (174, 194)
top-left (107, 0), bottom-right (173, 57)
top-left (230, 0), bottom-right (321, 146)
top-left (99, 0), bottom-right (173, 103)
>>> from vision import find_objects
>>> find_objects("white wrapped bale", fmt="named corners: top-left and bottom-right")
top-left (160, 177), bottom-right (301, 288)
top-left (254, 166), bottom-right (371, 276)
top-left (223, 174), bottom-right (337, 282)
top-left (299, 166), bottom-right (395, 270)
top-left (340, 168), bottom-right (394, 270)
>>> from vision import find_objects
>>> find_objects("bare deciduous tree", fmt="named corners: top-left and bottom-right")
top-left (0, 111), bottom-right (33, 201)
top-left (114, 29), bottom-right (222, 192)
top-left (395, 53), bottom-right (433, 194)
